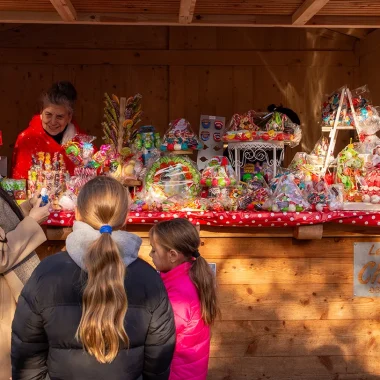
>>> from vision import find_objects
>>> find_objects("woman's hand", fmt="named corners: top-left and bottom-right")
top-left (29, 189), bottom-right (41, 208)
top-left (29, 198), bottom-right (50, 225)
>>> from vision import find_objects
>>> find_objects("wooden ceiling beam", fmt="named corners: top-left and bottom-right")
top-left (328, 28), bottom-right (372, 40)
top-left (0, 11), bottom-right (379, 29)
top-left (292, 0), bottom-right (330, 25)
top-left (179, 0), bottom-right (197, 24)
top-left (50, 0), bottom-right (77, 22)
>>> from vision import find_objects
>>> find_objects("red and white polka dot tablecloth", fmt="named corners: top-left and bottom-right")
top-left (45, 210), bottom-right (380, 228)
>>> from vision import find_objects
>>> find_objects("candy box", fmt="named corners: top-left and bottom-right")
top-left (0, 178), bottom-right (27, 204)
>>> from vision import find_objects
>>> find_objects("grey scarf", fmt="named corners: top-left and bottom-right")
top-left (66, 221), bottom-right (142, 271)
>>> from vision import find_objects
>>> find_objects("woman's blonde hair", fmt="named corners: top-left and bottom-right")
top-left (76, 176), bottom-right (130, 363)
top-left (150, 218), bottom-right (219, 325)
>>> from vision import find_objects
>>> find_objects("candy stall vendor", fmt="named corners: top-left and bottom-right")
top-left (12, 81), bottom-right (87, 180)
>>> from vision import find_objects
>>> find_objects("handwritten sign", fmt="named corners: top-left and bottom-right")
top-left (354, 243), bottom-right (380, 297)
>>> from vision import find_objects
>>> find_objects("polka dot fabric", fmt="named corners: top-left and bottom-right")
top-left (45, 210), bottom-right (380, 227)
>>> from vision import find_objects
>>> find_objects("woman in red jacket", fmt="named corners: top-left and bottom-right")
top-left (12, 81), bottom-right (81, 179)
top-left (149, 218), bottom-right (220, 380)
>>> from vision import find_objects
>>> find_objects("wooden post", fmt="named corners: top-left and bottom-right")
top-left (117, 97), bottom-right (126, 155)
top-left (293, 224), bottom-right (323, 240)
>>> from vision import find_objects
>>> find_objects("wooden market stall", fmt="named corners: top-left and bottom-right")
top-left (2, 0), bottom-right (380, 379)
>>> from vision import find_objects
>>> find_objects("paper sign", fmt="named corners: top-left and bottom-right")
top-left (197, 115), bottom-right (225, 170)
top-left (354, 242), bottom-right (380, 297)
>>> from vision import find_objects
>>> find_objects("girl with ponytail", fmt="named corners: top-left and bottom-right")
top-left (149, 218), bottom-right (219, 380)
top-left (12, 176), bottom-right (176, 380)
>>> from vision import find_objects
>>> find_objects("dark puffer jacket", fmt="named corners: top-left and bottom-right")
top-left (11, 252), bottom-right (176, 380)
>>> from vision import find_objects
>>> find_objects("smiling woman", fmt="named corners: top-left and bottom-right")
top-left (11, 81), bottom-right (83, 179)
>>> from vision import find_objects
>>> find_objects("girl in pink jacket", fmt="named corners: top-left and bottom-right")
top-left (149, 218), bottom-right (219, 380)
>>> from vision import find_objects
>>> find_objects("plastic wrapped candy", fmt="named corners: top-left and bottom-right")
top-left (360, 145), bottom-right (380, 202)
top-left (160, 119), bottom-right (203, 152)
top-left (27, 152), bottom-right (68, 209)
top-left (328, 184), bottom-right (344, 211)
top-left (308, 136), bottom-right (330, 166)
top-left (350, 85), bottom-right (375, 127)
top-left (266, 174), bottom-right (310, 212)
top-left (200, 156), bottom-right (237, 188)
top-left (134, 125), bottom-right (161, 165)
top-left (63, 134), bottom-right (96, 167)
top-left (336, 142), bottom-right (365, 195)
top-left (288, 152), bottom-right (309, 172)
top-left (144, 155), bottom-right (201, 202)
top-left (69, 167), bottom-right (97, 195)
top-left (223, 109), bottom-right (302, 147)
top-left (237, 174), bottom-right (272, 211)
top-left (304, 179), bottom-right (329, 212)
top-left (321, 86), bottom-right (348, 127)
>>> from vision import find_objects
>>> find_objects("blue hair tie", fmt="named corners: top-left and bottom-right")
top-left (99, 225), bottom-right (112, 234)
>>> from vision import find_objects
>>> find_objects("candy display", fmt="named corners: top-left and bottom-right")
top-left (321, 85), bottom-right (375, 128)
top-left (63, 134), bottom-right (97, 168)
top-left (67, 167), bottom-right (97, 195)
top-left (328, 184), bottom-right (344, 211)
top-left (9, 80), bottom-right (380, 227)
top-left (305, 179), bottom-right (328, 212)
top-left (223, 109), bottom-right (301, 147)
top-left (102, 93), bottom-right (142, 154)
top-left (0, 178), bottom-right (26, 204)
top-left (134, 125), bottom-right (160, 165)
top-left (336, 142), bottom-right (365, 200)
top-left (145, 155), bottom-right (201, 201)
top-left (237, 174), bottom-right (272, 211)
top-left (27, 152), bottom-right (68, 209)
top-left (200, 156), bottom-right (237, 188)
top-left (160, 119), bottom-right (203, 152)
top-left (265, 174), bottom-right (310, 212)
top-left (309, 136), bottom-right (329, 166)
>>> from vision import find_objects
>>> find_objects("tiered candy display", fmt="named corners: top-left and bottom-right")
top-left (322, 85), bottom-right (376, 128)
top-left (27, 152), bottom-right (68, 209)
top-left (222, 110), bottom-right (302, 147)
top-left (160, 119), bottom-right (203, 152)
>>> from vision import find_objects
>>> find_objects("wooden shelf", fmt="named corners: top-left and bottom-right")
top-left (123, 179), bottom-right (142, 187)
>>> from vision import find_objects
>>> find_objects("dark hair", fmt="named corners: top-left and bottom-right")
top-left (41, 81), bottom-right (77, 114)
top-left (150, 218), bottom-right (219, 325)
top-left (267, 104), bottom-right (301, 125)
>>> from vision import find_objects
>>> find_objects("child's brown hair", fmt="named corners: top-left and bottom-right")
top-left (150, 218), bottom-right (219, 325)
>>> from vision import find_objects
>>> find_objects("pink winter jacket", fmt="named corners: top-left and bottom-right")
top-left (161, 262), bottom-right (210, 380)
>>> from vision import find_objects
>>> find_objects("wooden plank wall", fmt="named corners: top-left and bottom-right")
top-left (0, 24), bottom-right (359, 172)
top-left (37, 230), bottom-right (380, 380)
top-left (358, 29), bottom-right (380, 107)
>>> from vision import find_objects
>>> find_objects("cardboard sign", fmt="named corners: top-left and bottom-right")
top-left (197, 115), bottom-right (225, 170)
top-left (354, 242), bottom-right (380, 297)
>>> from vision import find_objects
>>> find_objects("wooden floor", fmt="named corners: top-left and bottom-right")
top-left (37, 226), bottom-right (380, 380)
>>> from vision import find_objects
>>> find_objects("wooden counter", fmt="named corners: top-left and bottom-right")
top-left (36, 224), bottom-right (380, 380)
